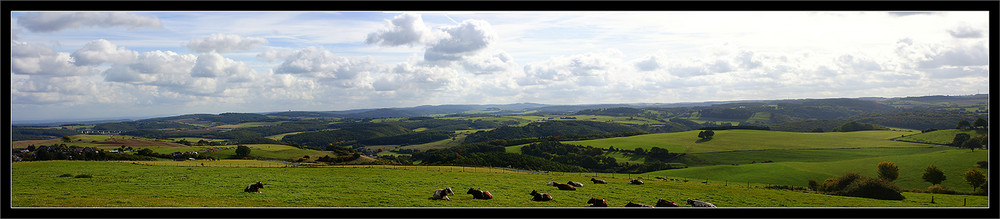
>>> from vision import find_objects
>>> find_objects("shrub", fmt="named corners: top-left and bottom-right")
top-left (819, 172), bottom-right (904, 200)
top-left (837, 177), bottom-right (905, 200)
top-left (807, 179), bottom-right (819, 191)
top-left (58, 173), bottom-right (73, 177)
top-left (927, 185), bottom-right (955, 194)
top-left (74, 174), bottom-right (93, 178)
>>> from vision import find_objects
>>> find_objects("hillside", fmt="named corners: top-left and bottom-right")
top-left (563, 130), bottom-right (926, 154)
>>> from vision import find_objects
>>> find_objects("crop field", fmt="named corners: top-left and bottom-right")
top-left (563, 130), bottom-right (926, 153)
top-left (11, 161), bottom-right (987, 207)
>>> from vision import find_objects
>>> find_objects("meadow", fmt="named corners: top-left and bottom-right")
top-left (11, 161), bottom-right (987, 207)
top-left (649, 149), bottom-right (988, 193)
top-left (563, 130), bottom-right (927, 153)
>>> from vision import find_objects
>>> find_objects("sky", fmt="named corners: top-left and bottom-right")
top-left (9, 11), bottom-right (991, 122)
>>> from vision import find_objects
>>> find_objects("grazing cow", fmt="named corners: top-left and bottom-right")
top-left (548, 181), bottom-right (576, 190)
top-left (467, 188), bottom-right (493, 200)
top-left (586, 198), bottom-right (608, 207)
top-left (431, 187), bottom-right (455, 201)
top-left (625, 201), bottom-right (653, 207)
top-left (567, 181), bottom-right (584, 187)
top-left (655, 198), bottom-right (680, 207)
top-left (686, 198), bottom-right (717, 208)
top-left (629, 179), bottom-right (644, 185)
top-left (244, 181), bottom-right (264, 193)
top-left (528, 190), bottom-right (553, 201)
top-left (590, 178), bottom-right (607, 184)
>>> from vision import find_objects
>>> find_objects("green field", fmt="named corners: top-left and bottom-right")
top-left (564, 130), bottom-right (927, 153)
top-left (651, 149), bottom-right (988, 192)
top-left (11, 161), bottom-right (987, 207)
top-left (894, 129), bottom-right (988, 145)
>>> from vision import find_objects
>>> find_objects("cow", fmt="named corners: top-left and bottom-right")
top-left (467, 188), bottom-right (493, 200)
top-left (655, 198), bottom-right (680, 207)
top-left (586, 197), bottom-right (608, 207)
top-left (625, 201), bottom-right (653, 207)
top-left (590, 178), bottom-right (607, 184)
top-left (244, 181), bottom-right (264, 193)
top-left (629, 179), bottom-right (644, 185)
top-left (567, 181), bottom-right (584, 187)
top-left (431, 187), bottom-right (455, 201)
top-left (686, 198), bottom-right (717, 207)
top-left (548, 181), bottom-right (576, 190)
top-left (528, 190), bottom-right (553, 201)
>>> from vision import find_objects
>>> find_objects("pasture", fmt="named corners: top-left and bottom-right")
top-left (563, 130), bottom-right (928, 153)
top-left (894, 129), bottom-right (988, 145)
top-left (11, 161), bottom-right (987, 207)
top-left (651, 149), bottom-right (988, 193)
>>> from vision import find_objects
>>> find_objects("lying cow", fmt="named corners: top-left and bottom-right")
top-left (586, 197), bottom-right (608, 207)
top-left (686, 198), bottom-right (717, 207)
top-left (655, 198), bottom-right (680, 207)
top-left (467, 188), bottom-right (493, 200)
top-left (548, 181), bottom-right (576, 190)
top-left (431, 187), bottom-right (455, 201)
top-left (590, 178), bottom-right (607, 184)
top-left (244, 181), bottom-right (264, 193)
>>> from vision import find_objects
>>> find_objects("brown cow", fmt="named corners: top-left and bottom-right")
top-left (586, 197), bottom-right (608, 207)
top-left (625, 201), bottom-right (653, 207)
top-left (629, 179), bottom-right (644, 185)
top-left (548, 181), bottom-right (576, 190)
top-left (467, 188), bottom-right (493, 200)
top-left (528, 190), bottom-right (553, 201)
top-left (567, 181), bottom-right (584, 187)
top-left (655, 198), bottom-right (680, 207)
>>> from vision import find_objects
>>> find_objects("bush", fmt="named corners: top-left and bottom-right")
top-left (74, 174), bottom-right (93, 178)
top-left (58, 173), bottom-right (73, 177)
top-left (838, 177), bottom-right (905, 200)
top-left (819, 172), bottom-right (904, 200)
top-left (927, 185), bottom-right (955, 194)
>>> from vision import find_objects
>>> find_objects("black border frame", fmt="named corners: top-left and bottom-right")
top-left (4, 0), bottom-right (998, 218)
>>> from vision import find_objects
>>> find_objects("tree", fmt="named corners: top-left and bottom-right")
top-left (961, 138), bottom-right (983, 151)
top-left (698, 130), bottom-right (715, 140)
top-left (963, 168), bottom-right (986, 192)
top-left (956, 120), bottom-right (971, 129)
top-left (876, 162), bottom-right (899, 182)
top-left (235, 145), bottom-right (252, 158)
top-left (62, 136), bottom-right (72, 142)
top-left (972, 118), bottom-right (987, 129)
top-left (952, 133), bottom-right (971, 147)
top-left (922, 165), bottom-right (946, 185)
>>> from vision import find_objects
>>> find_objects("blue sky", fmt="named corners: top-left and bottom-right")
top-left (9, 11), bottom-right (991, 122)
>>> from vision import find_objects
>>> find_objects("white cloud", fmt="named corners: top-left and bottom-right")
top-left (71, 39), bottom-right (138, 66)
top-left (460, 50), bottom-right (517, 75)
top-left (187, 33), bottom-right (268, 53)
top-left (10, 41), bottom-right (92, 76)
top-left (17, 12), bottom-right (162, 33)
top-left (948, 25), bottom-right (984, 38)
top-left (272, 47), bottom-right (382, 88)
top-left (190, 53), bottom-right (257, 83)
top-left (424, 19), bottom-right (496, 62)
top-left (365, 13), bottom-right (438, 47)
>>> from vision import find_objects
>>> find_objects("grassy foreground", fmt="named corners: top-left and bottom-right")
top-left (12, 161), bottom-right (986, 207)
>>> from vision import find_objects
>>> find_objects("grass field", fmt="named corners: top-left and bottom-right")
top-left (198, 144), bottom-right (342, 161)
top-left (563, 130), bottom-right (927, 153)
top-left (651, 149), bottom-right (988, 193)
top-left (894, 129), bottom-right (988, 145)
top-left (11, 161), bottom-right (988, 207)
